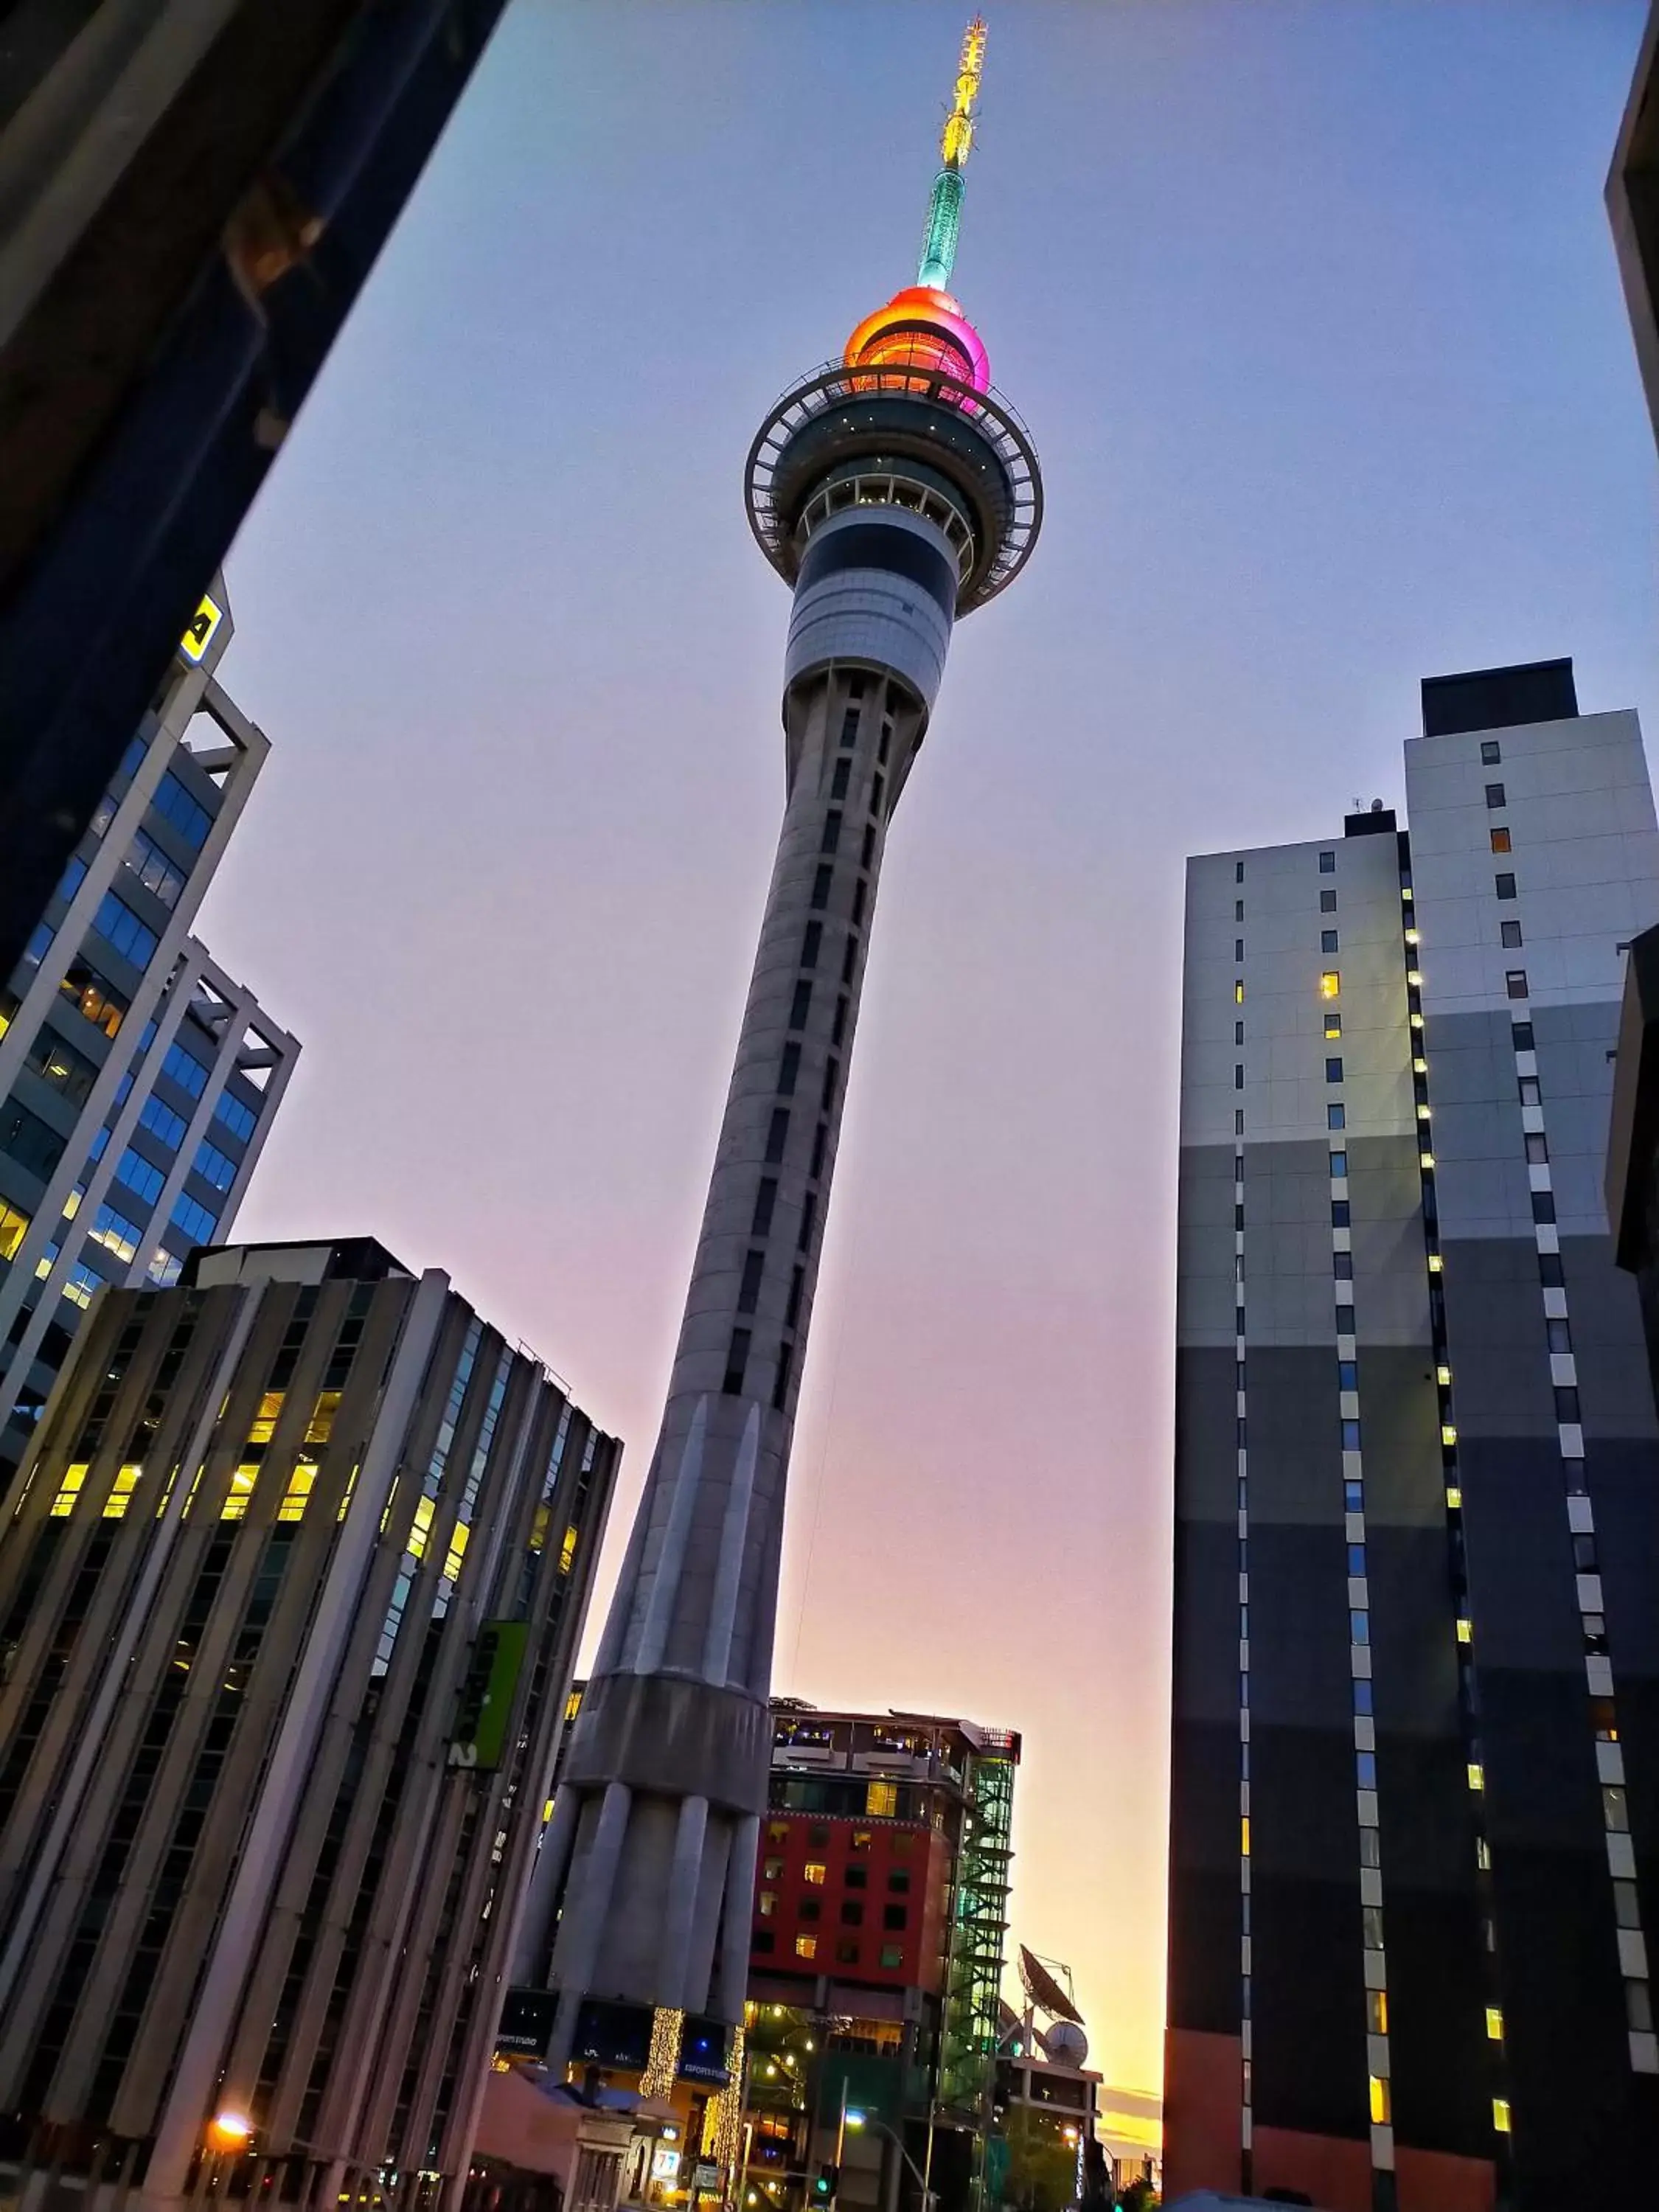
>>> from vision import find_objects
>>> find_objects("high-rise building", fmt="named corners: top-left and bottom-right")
top-left (0, 582), bottom-right (296, 1482)
top-left (0, 1), bottom-right (515, 981)
top-left (515, 18), bottom-right (1040, 2076)
top-left (0, 1237), bottom-right (619, 2212)
top-left (1165, 660), bottom-right (1659, 2212)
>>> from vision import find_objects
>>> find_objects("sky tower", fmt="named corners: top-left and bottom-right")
top-left (519, 19), bottom-right (1042, 2069)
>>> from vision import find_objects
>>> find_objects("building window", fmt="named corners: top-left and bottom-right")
top-left (152, 771), bottom-right (212, 846)
top-left (193, 1137), bottom-right (237, 1192)
top-left (1331, 1201), bottom-right (1350, 1228)
top-left (1237, 861), bottom-right (1245, 883)
top-left (1506, 971), bottom-right (1528, 1000)
top-left (752, 1931), bottom-right (775, 1955)
top-left (883, 1905), bottom-right (908, 1930)
top-left (161, 1040), bottom-right (209, 1098)
top-left (758, 1891), bottom-right (776, 1917)
top-left (0, 1200), bottom-right (31, 1262)
top-left (779, 1043), bottom-right (801, 1095)
top-left (1519, 1076), bottom-right (1541, 1105)
top-left (831, 757), bottom-right (851, 800)
top-left (812, 863), bottom-right (833, 910)
top-left (862, 824), bottom-right (876, 868)
top-left (1321, 971), bottom-right (1340, 999)
top-left (1491, 826), bottom-right (1512, 852)
top-left (1234, 1065), bottom-right (1244, 1091)
top-left (1481, 740), bottom-right (1502, 765)
top-left (170, 1192), bottom-right (217, 1246)
top-left (1554, 1384), bottom-right (1578, 1421)
top-left (1495, 873), bottom-right (1517, 900)
top-left (1326, 1057), bottom-right (1343, 1082)
top-left (1320, 889), bottom-right (1337, 913)
top-left (832, 995), bottom-right (849, 1046)
top-left (722, 1328), bottom-right (751, 1395)
top-left (1328, 1104), bottom-right (1346, 1131)
top-left (1357, 1751), bottom-right (1377, 1789)
top-left (845, 1865), bottom-right (868, 1888)
top-left (1235, 900), bottom-right (1245, 922)
top-left (851, 877), bottom-right (866, 925)
top-left (1235, 1021), bottom-right (1245, 1046)
top-left (738, 1250), bottom-right (765, 1314)
top-left (794, 1935), bottom-right (817, 1959)
top-left (803, 1862), bottom-right (827, 1885)
top-left (799, 1898), bottom-right (821, 1922)
top-left (836, 1941), bottom-right (860, 1964)
top-left (1330, 1150), bottom-right (1347, 1178)
top-left (90, 891), bottom-right (159, 970)
top-left (1235, 980), bottom-right (1245, 1004)
top-left (1539, 1252), bottom-right (1565, 1288)
top-left (866, 1781), bottom-right (897, 1817)
top-left (1512, 1020), bottom-right (1534, 1049)
top-left (1235, 939), bottom-right (1245, 961)
top-left (1342, 1419), bottom-right (1362, 1449)
top-left (1485, 783), bottom-right (1506, 808)
top-left (821, 813), bottom-right (843, 856)
top-left (1321, 930), bottom-right (1339, 955)
top-left (752, 1179), bottom-right (778, 1236)
top-left (841, 1901), bottom-right (863, 1925)
top-left (58, 962), bottom-right (128, 1039)
top-left (789, 981), bottom-right (813, 1030)
top-left (125, 827), bottom-right (188, 909)
top-left (1500, 920), bottom-right (1523, 948)
top-left (888, 1869), bottom-right (911, 1893)
top-left (1319, 852), bottom-right (1335, 873)
top-left (1334, 1253), bottom-right (1354, 1280)
top-left (801, 920), bottom-right (823, 969)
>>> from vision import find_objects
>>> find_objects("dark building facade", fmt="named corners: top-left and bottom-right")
top-left (0, 1238), bottom-right (617, 2212)
top-left (1167, 663), bottom-right (1659, 2212)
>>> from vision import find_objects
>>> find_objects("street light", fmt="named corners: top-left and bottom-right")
top-left (842, 2112), bottom-right (935, 2208)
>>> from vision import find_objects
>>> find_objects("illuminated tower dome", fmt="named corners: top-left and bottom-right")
top-left (518, 18), bottom-right (1042, 2073)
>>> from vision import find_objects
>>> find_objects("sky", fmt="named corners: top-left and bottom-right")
top-left (198, 0), bottom-right (1658, 2099)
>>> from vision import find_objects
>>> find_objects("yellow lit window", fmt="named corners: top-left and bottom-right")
top-left (220, 1463), bottom-right (258, 1520)
top-left (1416, 1104), bottom-right (1431, 1121)
top-left (1493, 2098), bottom-right (1511, 2134)
top-left (1404, 928), bottom-right (1420, 946)
top-left (102, 1463), bottom-right (142, 1519)
top-left (1436, 1365), bottom-right (1452, 1385)
top-left (1406, 969), bottom-right (1423, 987)
top-left (1441, 1425), bottom-right (1458, 1447)
top-left (442, 1521), bottom-right (470, 1583)
top-left (1402, 886), bottom-right (1413, 901)
top-left (803, 1862), bottom-right (827, 1885)
top-left (566, 1687), bottom-right (583, 1722)
top-left (60, 1185), bottom-right (83, 1222)
top-left (1325, 1018), bottom-right (1342, 1039)
top-left (560, 1523), bottom-right (580, 1573)
top-left (1421, 1152), bottom-right (1436, 1169)
top-left (1486, 2007), bottom-right (1503, 2042)
top-left (1468, 1763), bottom-right (1485, 1792)
top-left (1321, 972), bottom-right (1340, 1000)
top-left (408, 1494), bottom-right (436, 1561)
top-left (1413, 1057), bottom-right (1428, 1074)
top-left (1241, 1817), bottom-right (1251, 1857)
top-left (1410, 1012), bottom-right (1424, 1030)
top-left (866, 1781), bottom-right (897, 1817)
top-left (336, 1459), bottom-right (359, 1521)
top-left (305, 1390), bottom-right (341, 1444)
top-left (0, 1200), bottom-right (32, 1262)
top-left (49, 1461), bottom-right (89, 1517)
top-left (246, 1391), bottom-right (285, 1446)
top-left (759, 1891), bottom-right (777, 1917)
top-left (1446, 1486), bottom-right (1463, 1509)
top-left (1428, 1254), bottom-right (1444, 1273)
top-left (1368, 2075), bottom-right (1391, 2125)
top-left (529, 1503), bottom-right (551, 1553)
top-left (1367, 1990), bottom-right (1388, 2035)
top-left (794, 1935), bottom-right (818, 1960)
top-left (277, 1456), bottom-right (319, 1523)
top-left (1235, 981), bottom-right (1245, 1004)
top-left (1457, 1618), bottom-right (1473, 1644)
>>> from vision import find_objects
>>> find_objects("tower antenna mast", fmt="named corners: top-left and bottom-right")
top-left (918, 15), bottom-right (988, 289)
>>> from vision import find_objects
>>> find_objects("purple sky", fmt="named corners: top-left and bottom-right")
top-left (201, 0), bottom-right (1657, 2095)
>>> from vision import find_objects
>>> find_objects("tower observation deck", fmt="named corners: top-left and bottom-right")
top-left (515, 18), bottom-right (1042, 2074)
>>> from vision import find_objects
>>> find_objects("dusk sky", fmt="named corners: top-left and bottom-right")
top-left (198, 0), bottom-right (1655, 2101)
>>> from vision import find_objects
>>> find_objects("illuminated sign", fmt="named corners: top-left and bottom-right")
top-left (651, 2149), bottom-right (681, 2183)
top-left (448, 1621), bottom-right (528, 1771)
top-left (179, 594), bottom-right (224, 664)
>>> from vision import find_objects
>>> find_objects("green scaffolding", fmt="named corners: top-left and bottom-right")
top-left (937, 1745), bottom-right (1016, 2120)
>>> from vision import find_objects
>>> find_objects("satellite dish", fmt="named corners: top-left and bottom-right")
top-left (1018, 1945), bottom-right (1084, 2026)
top-left (1037, 2020), bottom-right (1089, 2067)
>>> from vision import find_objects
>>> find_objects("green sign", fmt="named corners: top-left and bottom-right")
top-left (450, 1621), bottom-right (528, 1771)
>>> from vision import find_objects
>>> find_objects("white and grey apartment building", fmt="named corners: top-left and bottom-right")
top-left (0, 1237), bottom-right (620, 2212)
top-left (0, 581), bottom-right (296, 1479)
top-left (1166, 661), bottom-right (1659, 2212)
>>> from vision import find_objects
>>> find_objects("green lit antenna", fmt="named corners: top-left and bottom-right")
top-left (918, 16), bottom-right (987, 290)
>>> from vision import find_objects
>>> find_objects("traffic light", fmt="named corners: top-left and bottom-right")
top-left (812, 2166), bottom-right (838, 2205)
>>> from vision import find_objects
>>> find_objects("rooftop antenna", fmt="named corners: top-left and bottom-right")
top-left (917, 16), bottom-right (988, 289)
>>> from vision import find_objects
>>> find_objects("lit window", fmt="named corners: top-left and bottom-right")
top-left (49, 1462), bottom-right (89, 1517)
top-left (1234, 981), bottom-right (1245, 1004)
top-left (0, 1200), bottom-right (30, 1262)
top-left (277, 1457), bottom-right (319, 1523)
top-left (1441, 1425), bottom-right (1458, 1447)
top-left (1436, 1364), bottom-right (1452, 1385)
top-left (1446, 1486), bottom-right (1462, 1508)
top-left (880, 1945), bottom-right (903, 1968)
top-left (1428, 1254), bottom-right (1444, 1273)
top-left (1486, 2008), bottom-right (1503, 2042)
top-left (1411, 1011), bottom-right (1424, 1030)
top-left (803, 1863), bottom-right (827, 1885)
top-left (758, 1893), bottom-right (776, 1918)
top-left (1321, 972), bottom-right (1340, 999)
top-left (1457, 1618), bottom-right (1472, 1644)
top-left (1468, 1763), bottom-right (1485, 1791)
top-left (1326, 1015), bottom-right (1342, 1039)
top-left (1421, 1152), bottom-right (1436, 1169)
top-left (1241, 1817), bottom-right (1251, 1856)
top-left (247, 1390), bottom-right (285, 1445)
top-left (1491, 827), bottom-right (1512, 853)
top-left (560, 1523), bottom-right (580, 1573)
top-left (220, 1463), bottom-right (258, 1521)
top-left (1406, 969), bottom-right (1423, 987)
top-left (1369, 2076), bottom-right (1391, 2125)
top-left (1493, 2099), bottom-right (1511, 2134)
top-left (306, 1390), bottom-right (341, 1444)
top-left (794, 1935), bottom-right (818, 1959)
top-left (102, 1463), bottom-right (142, 1519)
top-left (866, 1781), bottom-right (897, 1817)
